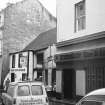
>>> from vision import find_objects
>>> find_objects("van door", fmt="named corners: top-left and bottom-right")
top-left (2, 85), bottom-right (15, 105)
top-left (30, 84), bottom-right (48, 105)
top-left (16, 85), bottom-right (31, 105)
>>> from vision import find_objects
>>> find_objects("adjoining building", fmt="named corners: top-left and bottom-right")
top-left (8, 28), bottom-right (56, 91)
top-left (55, 0), bottom-right (105, 100)
top-left (0, 0), bottom-right (56, 85)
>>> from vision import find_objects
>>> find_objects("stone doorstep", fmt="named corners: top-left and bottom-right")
top-left (49, 97), bottom-right (77, 105)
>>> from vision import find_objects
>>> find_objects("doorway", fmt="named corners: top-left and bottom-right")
top-left (63, 69), bottom-right (76, 99)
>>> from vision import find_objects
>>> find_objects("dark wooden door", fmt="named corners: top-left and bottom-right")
top-left (63, 69), bottom-right (75, 99)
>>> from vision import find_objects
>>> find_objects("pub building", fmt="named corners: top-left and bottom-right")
top-left (4, 28), bottom-right (57, 91)
top-left (55, 0), bottom-right (105, 100)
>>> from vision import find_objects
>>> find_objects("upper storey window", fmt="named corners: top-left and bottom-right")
top-left (75, 0), bottom-right (85, 32)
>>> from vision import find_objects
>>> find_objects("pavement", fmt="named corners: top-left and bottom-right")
top-left (47, 91), bottom-right (82, 105)
top-left (49, 97), bottom-right (78, 105)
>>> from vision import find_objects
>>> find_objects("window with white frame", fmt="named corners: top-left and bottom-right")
top-left (75, 0), bottom-right (85, 32)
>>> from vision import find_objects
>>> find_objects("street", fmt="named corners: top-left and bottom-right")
top-left (0, 97), bottom-right (73, 105)
top-left (49, 101), bottom-right (71, 105)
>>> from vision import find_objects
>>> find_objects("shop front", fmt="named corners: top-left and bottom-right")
top-left (55, 47), bottom-right (105, 99)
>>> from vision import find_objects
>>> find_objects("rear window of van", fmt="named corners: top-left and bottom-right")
top-left (31, 85), bottom-right (43, 95)
top-left (7, 85), bottom-right (15, 97)
top-left (17, 85), bottom-right (30, 96)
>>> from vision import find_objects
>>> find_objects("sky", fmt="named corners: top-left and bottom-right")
top-left (0, 0), bottom-right (56, 17)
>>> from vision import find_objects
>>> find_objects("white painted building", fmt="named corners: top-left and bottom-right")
top-left (56, 0), bottom-right (105, 99)
top-left (57, 0), bottom-right (105, 43)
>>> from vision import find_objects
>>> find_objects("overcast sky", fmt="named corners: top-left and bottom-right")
top-left (0, 0), bottom-right (56, 17)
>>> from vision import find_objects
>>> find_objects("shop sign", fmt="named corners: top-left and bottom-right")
top-left (10, 68), bottom-right (27, 73)
top-left (55, 47), bottom-right (105, 62)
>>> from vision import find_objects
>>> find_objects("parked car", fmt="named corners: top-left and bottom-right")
top-left (1, 81), bottom-right (49, 105)
top-left (76, 88), bottom-right (105, 105)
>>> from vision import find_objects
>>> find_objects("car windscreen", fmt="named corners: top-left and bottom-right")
top-left (81, 101), bottom-right (103, 105)
top-left (17, 85), bottom-right (30, 96)
top-left (31, 85), bottom-right (43, 95)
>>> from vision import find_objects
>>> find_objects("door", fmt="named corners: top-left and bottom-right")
top-left (16, 85), bottom-right (32, 105)
top-left (63, 69), bottom-right (76, 99)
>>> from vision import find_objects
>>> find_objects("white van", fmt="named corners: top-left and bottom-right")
top-left (2, 81), bottom-right (49, 105)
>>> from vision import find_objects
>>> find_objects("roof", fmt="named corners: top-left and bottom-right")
top-left (23, 28), bottom-right (57, 51)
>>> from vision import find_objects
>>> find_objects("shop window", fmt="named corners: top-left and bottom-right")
top-left (86, 64), bottom-right (105, 93)
top-left (11, 73), bottom-right (15, 82)
top-left (34, 70), bottom-right (43, 81)
top-left (22, 73), bottom-right (27, 81)
top-left (12, 54), bottom-right (15, 68)
top-left (75, 0), bottom-right (85, 32)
